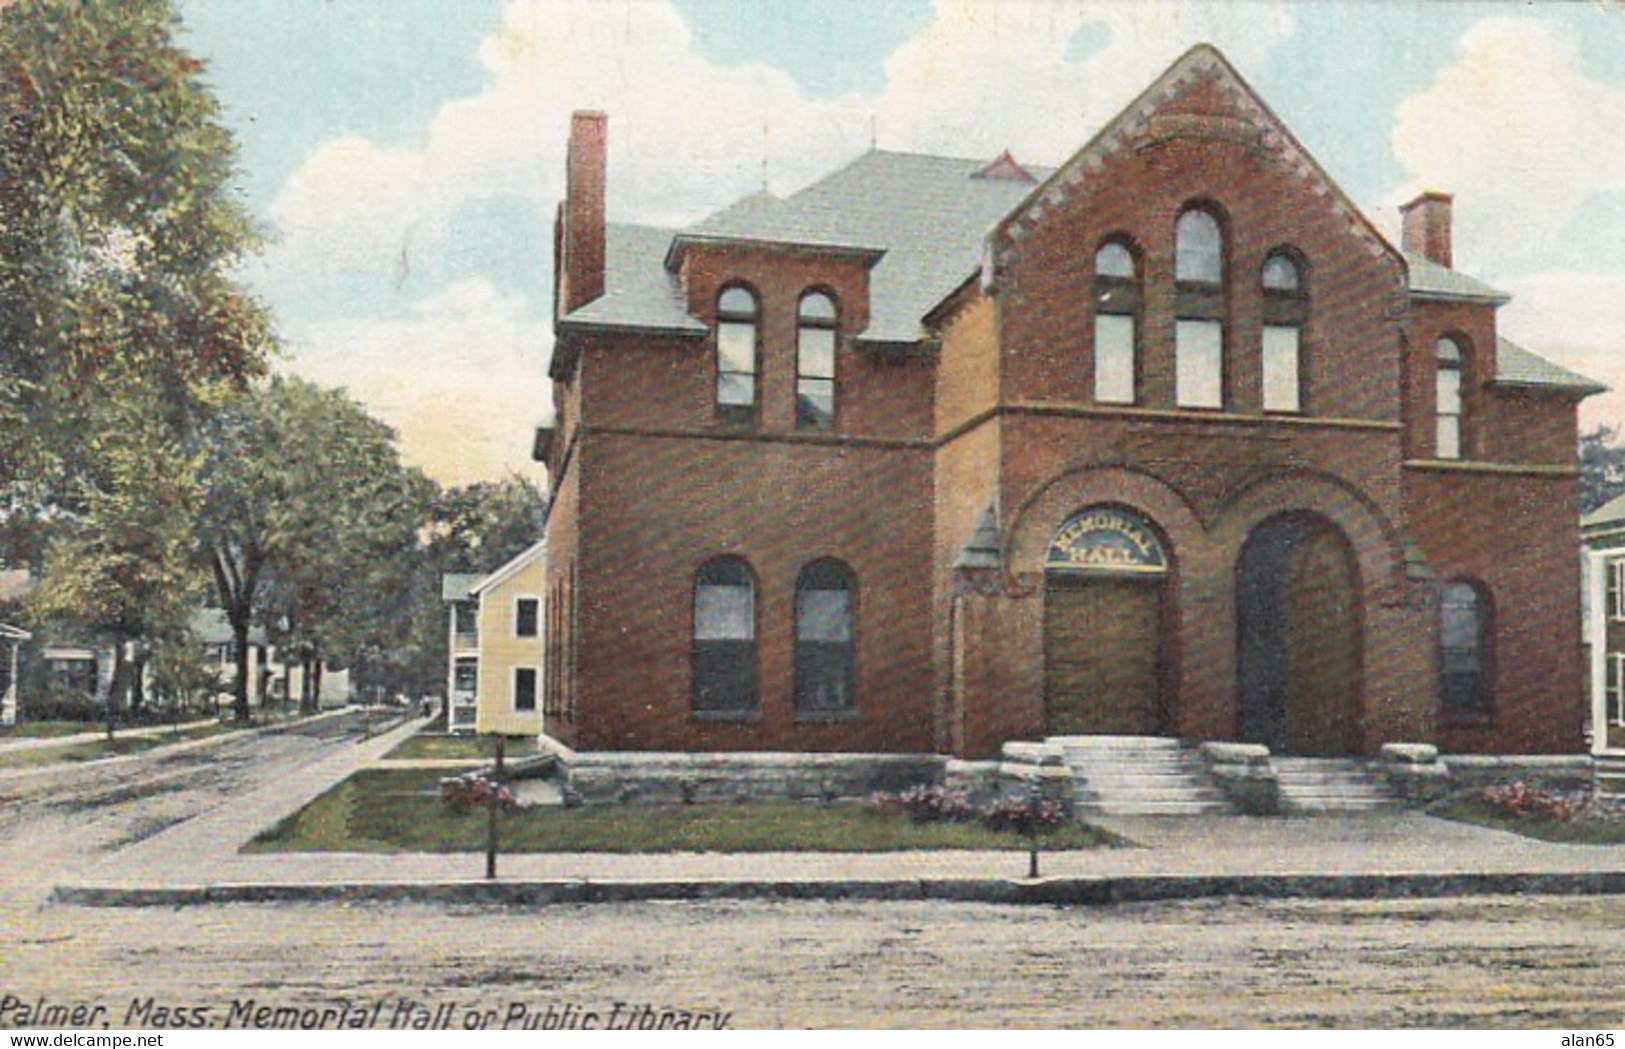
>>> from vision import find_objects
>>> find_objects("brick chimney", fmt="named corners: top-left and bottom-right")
top-left (558, 110), bottom-right (607, 315)
top-left (1400, 190), bottom-right (1453, 268)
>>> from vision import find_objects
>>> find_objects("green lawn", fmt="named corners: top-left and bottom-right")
top-left (1428, 793), bottom-right (1625, 845)
top-left (248, 768), bottom-right (1119, 854)
top-left (382, 733), bottom-right (537, 761)
top-left (0, 721), bottom-right (107, 739)
top-left (0, 722), bottom-right (243, 771)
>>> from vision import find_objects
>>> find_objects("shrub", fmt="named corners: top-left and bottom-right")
top-left (1479, 780), bottom-right (1584, 823)
top-left (872, 784), bottom-right (975, 824)
top-left (981, 795), bottom-right (1070, 836)
top-left (870, 786), bottom-right (1070, 835)
top-left (439, 772), bottom-right (523, 814)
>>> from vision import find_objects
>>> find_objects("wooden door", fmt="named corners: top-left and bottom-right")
top-left (1045, 577), bottom-right (1160, 735)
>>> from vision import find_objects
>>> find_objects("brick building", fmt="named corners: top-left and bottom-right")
top-left (536, 45), bottom-right (1601, 760)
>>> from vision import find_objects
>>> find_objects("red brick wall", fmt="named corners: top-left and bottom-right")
top-left (1405, 468), bottom-right (1588, 753)
top-left (569, 428), bottom-right (935, 753)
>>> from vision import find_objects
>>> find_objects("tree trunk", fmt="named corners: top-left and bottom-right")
top-left (129, 652), bottom-right (146, 715)
top-left (104, 643), bottom-right (126, 741)
top-left (311, 653), bottom-right (323, 711)
top-left (230, 622), bottom-right (251, 722)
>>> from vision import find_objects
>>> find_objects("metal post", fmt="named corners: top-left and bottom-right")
top-left (485, 738), bottom-right (506, 880)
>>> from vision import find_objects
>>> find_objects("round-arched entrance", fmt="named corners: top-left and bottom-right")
top-left (1043, 506), bottom-right (1170, 736)
top-left (1235, 512), bottom-right (1363, 755)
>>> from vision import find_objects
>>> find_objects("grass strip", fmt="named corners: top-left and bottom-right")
top-left (1427, 794), bottom-right (1625, 845)
top-left (249, 768), bottom-right (1118, 854)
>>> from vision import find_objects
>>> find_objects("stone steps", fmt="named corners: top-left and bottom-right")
top-left (1596, 754), bottom-right (1625, 799)
top-left (1272, 756), bottom-right (1393, 813)
top-left (1048, 735), bottom-right (1232, 816)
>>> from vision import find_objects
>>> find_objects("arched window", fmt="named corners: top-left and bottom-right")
top-left (795, 559), bottom-right (856, 716)
top-left (1261, 250), bottom-right (1307, 413)
top-left (1436, 336), bottom-right (1465, 459)
top-left (1093, 241), bottom-right (1138, 405)
top-left (1440, 580), bottom-right (1490, 715)
top-left (797, 291), bottom-right (838, 430)
top-left (716, 286), bottom-right (758, 424)
top-left (693, 557), bottom-right (757, 714)
top-left (1175, 207), bottom-right (1225, 409)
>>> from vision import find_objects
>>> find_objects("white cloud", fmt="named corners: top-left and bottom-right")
top-left (1500, 270), bottom-right (1625, 428)
top-left (1388, 18), bottom-right (1625, 269)
top-left (276, 279), bottom-right (550, 486)
top-left (258, 0), bottom-right (1309, 483)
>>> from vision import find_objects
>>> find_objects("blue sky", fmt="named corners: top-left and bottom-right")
top-left (173, 0), bottom-right (1625, 483)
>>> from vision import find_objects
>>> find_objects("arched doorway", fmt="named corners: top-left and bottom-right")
top-left (1235, 513), bottom-right (1363, 755)
top-left (1043, 506), bottom-right (1170, 736)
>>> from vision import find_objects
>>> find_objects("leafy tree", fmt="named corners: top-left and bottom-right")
top-left (1580, 424), bottom-right (1625, 516)
top-left (0, 0), bottom-right (271, 546)
top-left (27, 379), bottom-right (207, 728)
top-left (427, 476), bottom-right (548, 573)
top-left (199, 378), bottom-right (434, 718)
top-left (373, 476), bottom-right (547, 701)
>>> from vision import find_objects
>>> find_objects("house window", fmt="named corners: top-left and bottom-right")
top-left (795, 560), bottom-right (856, 717)
top-left (1608, 652), bottom-right (1625, 727)
top-left (716, 286), bottom-right (758, 423)
top-left (1175, 320), bottom-right (1223, 409)
top-left (1436, 337), bottom-right (1464, 460)
top-left (452, 600), bottom-right (478, 639)
top-left (453, 657), bottom-right (477, 695)
top-left (1440, 581), bottom-right (1489, 715)
top-left (1261, 251), bottom-right (1306, 413)
top-left (514, 667), bottom-right (538, 712)
top-left (1093, 241), bottom-right (1138, 405)
top-left (693, 557), bottom-right (757, 715)
top-left (515, 597), bottom-right (539, 638)
top-left (47, 657), bottom-right (98, 697)
top-left (1610, 559), bottom-right (1625, 621)
top-left (797, 291), bottom-right (837, 430)
top-left (1175, 208), bottom-right (1225, 409)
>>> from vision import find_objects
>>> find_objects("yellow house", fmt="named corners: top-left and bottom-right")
top-left (470, 539), bottom-right (546, 737)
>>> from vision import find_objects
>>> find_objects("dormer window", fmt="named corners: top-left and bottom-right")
top-left (797, 291), bottom-right (838, 430)
top-left (1436, 336), bottom-right (1465, 459)
top-left (716, 286), bottom-right (759, 424)
top-left (1261, 250), bottom-right (1306, 413)
top-left (1093, 240), bottom-right (1138, 405)
top-left (1175, 207), bottom-right (1225, 409)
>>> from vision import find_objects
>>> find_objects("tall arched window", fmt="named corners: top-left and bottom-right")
top-left (1440, 580), bottom-right (1489, 715)
top-left (1436, 336), bottom-right (1465, 459)
top-left (1261, 250), bottom-right (1306, 413)
top-left (795, 559), bottom-right (856, 716)
top-left (1175, 208), bottom-right (1225, 409)
top-left (797, 291), bottom-right (838, 430)
top-left (693, 557), bottom-right (757, 714)
top-left (1093, 241), bottom-right (1138, 405)
top-left (716, 286), bottom-right (758, 424)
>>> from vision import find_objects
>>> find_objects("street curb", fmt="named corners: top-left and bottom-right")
top-left (48, 869), bottom-right (1625, 909)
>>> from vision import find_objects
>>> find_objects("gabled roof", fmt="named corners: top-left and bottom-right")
top-left (680, 150), bottom-right (1052, 344)
top-left (470, 538), bottom-right (546, 597)
top-left (1583, 491), bottom-right (1625, 531)
top-left (1494, 336), bottom-right (1606, 396)
top-left (553, 44), bottom-right (1583, 379)
top-left (990, 44), bottom-right (1397, 283)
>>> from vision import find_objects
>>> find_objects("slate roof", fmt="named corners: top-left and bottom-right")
top-left (1403, 251), bottom-right (1510, 305)
top-left (440, 573), bottom-right (482, 603)
top-left (559, 224), bottom-right (703, 336)
top-left (557, 142), bottom-right (1598, 397)
top-left (1494, 336), bottom-right (1606, 395)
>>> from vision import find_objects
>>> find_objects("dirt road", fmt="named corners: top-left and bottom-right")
top-left (2, 720), bottom-right (1623, 1029)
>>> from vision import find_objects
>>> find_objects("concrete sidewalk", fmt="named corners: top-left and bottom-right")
top-left (50, 718), bottom-right (1625, 907)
